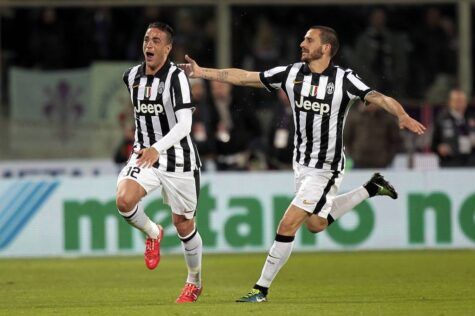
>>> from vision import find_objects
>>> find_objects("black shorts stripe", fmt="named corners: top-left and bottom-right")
top-left (313, 171), bottom-right (340, 215)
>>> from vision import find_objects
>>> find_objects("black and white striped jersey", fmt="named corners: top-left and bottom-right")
top-left (260, 62), bottom-right (372, 171)
top-left (123, 61), bottom-right (201, 172)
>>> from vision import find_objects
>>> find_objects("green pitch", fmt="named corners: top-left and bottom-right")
top-left (0, 250), bottom-right (474, 315)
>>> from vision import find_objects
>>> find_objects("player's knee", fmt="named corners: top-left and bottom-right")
top-left (306, 222), bottom-right (326, 234)
top-left (278, 219), bottom-right (300, 235)
top-left (173, 217), bottom-right (194, 237)
top-left (116, 194), bottom-right (136, 213)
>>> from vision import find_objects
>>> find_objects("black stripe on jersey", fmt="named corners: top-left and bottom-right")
top-left (303, 111), bottom-right (314, 165)
top-left (180, 136), bottom-right (192, 172)
top-left (313, 171), bottom-right (339, 215)
top-left (145, 76), bottom-right (157, 146)
top-left (259, 72), bottom-right (275, 91)
top-left (293, 66), bottom-right (305, 163)
top-left (131, 73), bottom-right (144, 148)
top-left (315, 70), bottom-right (337, 169)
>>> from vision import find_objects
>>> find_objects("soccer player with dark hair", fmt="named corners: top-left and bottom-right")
top-left (116, 22), bottom-right (203, 303)
top-left (180, 25), bottom-right (425, 302)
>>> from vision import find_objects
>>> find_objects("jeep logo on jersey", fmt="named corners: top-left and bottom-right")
top-left (294, 96), bottom-right (330, 115)
top-left (135, 101), bottom-right (164, 116)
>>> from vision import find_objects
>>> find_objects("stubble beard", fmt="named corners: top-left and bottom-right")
top-left (301, 47), bottom-right (324, 63)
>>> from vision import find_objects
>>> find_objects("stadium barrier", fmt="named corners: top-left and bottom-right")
top-left (0, 170), bottom-right (474, 258)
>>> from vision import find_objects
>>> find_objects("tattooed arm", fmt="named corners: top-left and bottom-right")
top-left (365, 90), bottom-right (426, 135)
top-left (179, 54), bottom-right (264, 88)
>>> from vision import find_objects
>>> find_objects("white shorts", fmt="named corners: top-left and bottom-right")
top-left (291, 162), bottom-right (343, 218)
top-left (117, 153), bottom-right (200, 219)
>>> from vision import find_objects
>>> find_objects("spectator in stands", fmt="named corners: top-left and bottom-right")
top-left (190, 78), bottom-right (217, 170)
top-left (30, 8), bottom-right (64, 69)
top-left (210, 81), bottom-right (263, 171)
top-left (267, 90), bottom-right (294, 170)
top-left (344, 102), bottom-right (402, 169)
top-left (354, 8), bottom-right (409, 97)
top-left (242, 18), bottom-right (281, 141)
top-left (431, 89), bottom-right (475, 167)
top-left (411, 7), bottom-right (456, 101)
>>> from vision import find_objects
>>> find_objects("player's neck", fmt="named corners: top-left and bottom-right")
top-left (145, 59), bottom-right (167, 75)
top-left (307, 57), bottom-right (331, 74)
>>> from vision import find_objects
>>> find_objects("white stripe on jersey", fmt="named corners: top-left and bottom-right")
top-left (347, 73), bottom-right (370, 91)
top-left (316, 76), bottom-right (328, 100)
top-left (178, 71), bottom-right (191, 103)
top-left (301, 73), bottom-right (312, 97)
top-left (127, 65), bottom-right (140, 89)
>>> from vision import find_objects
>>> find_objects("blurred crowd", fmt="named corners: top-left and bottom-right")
top-left (2, 5), bottom-right (475, 169)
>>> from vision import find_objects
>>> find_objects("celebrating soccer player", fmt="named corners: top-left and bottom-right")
top-left (180, 25), bottom-right (425, 302)
top-left (116, 22), bottom-right (203, 303)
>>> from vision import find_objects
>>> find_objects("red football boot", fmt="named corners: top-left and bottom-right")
top-left (144, 224), bottom-right (163, 270)
top-left (175, 283), bottom-right (203, 303)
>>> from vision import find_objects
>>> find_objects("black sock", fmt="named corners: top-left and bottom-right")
top-left (364, 182), bottom-right (378, 197)
top-left (327, 214), bottom-right (335, 226)
top-left (253, 284), bottom-right (268, 296)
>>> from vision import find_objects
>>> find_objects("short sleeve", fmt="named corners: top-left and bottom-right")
top-left (259, 66), bottom-right (288, 92)
top-left (172, 70), bottom-right (195, 112)
top-left (345, 71), bottom-right (372, 101)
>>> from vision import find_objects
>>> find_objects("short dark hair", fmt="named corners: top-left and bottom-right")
top-left (147, 22), bottom-right (174, 44)
top-left (310, 26), bottom-right (339, 58)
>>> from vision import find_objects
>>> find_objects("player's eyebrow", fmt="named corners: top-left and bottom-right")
top-left (144, 35), bottom-right (162, 42)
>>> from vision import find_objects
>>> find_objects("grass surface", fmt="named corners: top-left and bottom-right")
top-left (0, 250), bottom-right (474, 315)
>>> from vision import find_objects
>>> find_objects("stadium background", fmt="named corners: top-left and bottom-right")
top-left (0, 0), bottom-right (474, 314)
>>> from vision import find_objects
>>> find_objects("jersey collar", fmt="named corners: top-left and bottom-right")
top-left (138, 59), bottom-right (172, 78)
top-left (303, 62), bottom-right (334, 76)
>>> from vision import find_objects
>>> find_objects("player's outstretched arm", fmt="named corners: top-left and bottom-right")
top-left (365, 90), bottom-right (426, 135)
top-left (180, 54), bottom-right (264, 88)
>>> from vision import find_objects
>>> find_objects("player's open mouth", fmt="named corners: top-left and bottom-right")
top-left (145, 52), bottom-right (154, 60)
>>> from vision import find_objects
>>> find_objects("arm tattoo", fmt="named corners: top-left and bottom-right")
top-left (202, 69), bottom-right (214, 80)
top-left (217, 70), bottom-right (229, 82)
